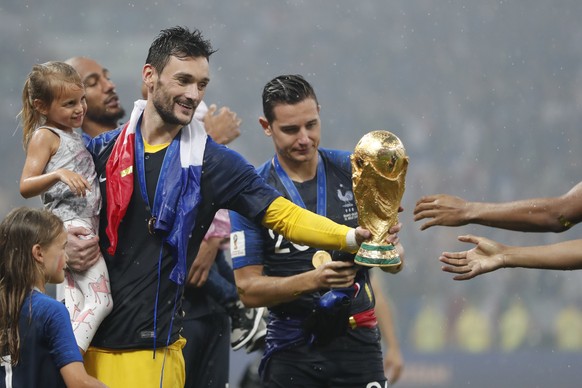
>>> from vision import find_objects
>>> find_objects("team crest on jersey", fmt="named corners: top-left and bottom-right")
top-left (230, 231), bottom-right (246, 257)
top-left (337, 188), bottom-right (354, 205)
top-left (337, 187), bottom-right (358, 221)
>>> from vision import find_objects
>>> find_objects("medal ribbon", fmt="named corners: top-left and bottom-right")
top-left (135, 117), bottom-right (180, 230)
top-left (273, 152), bottom-right (326, 216)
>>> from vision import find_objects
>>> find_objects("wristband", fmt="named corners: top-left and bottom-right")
top-left (345, 229), bottom-right (359, 252)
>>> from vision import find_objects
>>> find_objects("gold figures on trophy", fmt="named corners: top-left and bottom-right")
top-left (351, 130), bottom-right (408, 272)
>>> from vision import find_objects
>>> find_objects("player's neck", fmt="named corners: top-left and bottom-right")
top-left (45, 121), bottom-right (74, 133)
top-left (82, 120), bottom-right (117, 138)
top-left (33, 282), bottom-right (45, 293)
top-left (277, 153), bottom-right (319, 183)
top-left (141, 106), bottom-right (182, 145)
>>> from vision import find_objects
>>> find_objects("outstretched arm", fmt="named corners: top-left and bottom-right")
top-left (440, 235), bottom-right (582, 280)
top-left (231, 207), bottom-right (360, 308)
top-left (262, 196), bottom-right (370, 253)
top-left (234, 212), bottom-right (401, 308)
top-left (413, 182), bottom-right (582, 232)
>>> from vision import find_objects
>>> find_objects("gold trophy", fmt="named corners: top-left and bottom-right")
top-left (351, 130), bottom-right (408, 272)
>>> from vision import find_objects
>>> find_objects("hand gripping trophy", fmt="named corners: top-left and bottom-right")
top-left (351, 130), bottom-right (408, 272)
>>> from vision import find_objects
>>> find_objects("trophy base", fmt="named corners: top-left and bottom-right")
top-left (354, 242), bottom-right (401, 270)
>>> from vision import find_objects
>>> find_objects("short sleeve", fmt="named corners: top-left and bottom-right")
top-left (42, 299), bottom-right (83, 369)
top-left (229, 210), bottom-right (265, 269)
top-left (202, 141), bottom-right (281, 220)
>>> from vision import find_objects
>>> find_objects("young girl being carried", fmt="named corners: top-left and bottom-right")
top-left (18, 61), bottom-right (112, 353)
top-left (0, 207), bottom-right (107, 387)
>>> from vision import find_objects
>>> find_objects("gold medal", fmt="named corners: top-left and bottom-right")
top-left (147, 216), bottom-right (157, 236)
top-left (311, 250), bottom-right (332, 268)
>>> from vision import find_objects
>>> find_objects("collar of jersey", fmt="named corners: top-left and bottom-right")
top-left (143, 136), bottom-right (170, 153)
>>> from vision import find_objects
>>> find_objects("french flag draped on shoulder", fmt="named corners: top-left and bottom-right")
top-left (105, 99), bottom-right (207, 285)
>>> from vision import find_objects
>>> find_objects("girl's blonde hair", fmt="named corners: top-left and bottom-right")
top-left (0, 207), bottom-right (64, 366)
top-left (19, 61), bottom-right (83, 150)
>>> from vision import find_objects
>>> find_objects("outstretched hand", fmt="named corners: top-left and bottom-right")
top-left (413, 194), bottom-right (469, 230)
top-left (440, 234), bottom-right (506, 280)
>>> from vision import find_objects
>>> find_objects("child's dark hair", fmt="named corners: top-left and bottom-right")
top-left (19, 61), bottom-right (83, 149)
top-left (0, 207), bottom-right (64, 365)
top-left (262, 74), bottom-right (319, 124)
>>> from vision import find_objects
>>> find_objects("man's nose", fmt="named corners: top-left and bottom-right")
top-left (297, 128), bottom-right (310, 143)
top-left (184, 84), bottom-right (201, 100)
top-left (102, 77), bottom-right (116, 92)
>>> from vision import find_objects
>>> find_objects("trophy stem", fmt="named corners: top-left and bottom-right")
top-left (354, 242), bottom-right (401, 268)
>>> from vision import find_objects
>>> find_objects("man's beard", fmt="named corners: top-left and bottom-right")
top-left (86, 107), bottom-right (125, 126)
top-left (152, 94), bottom-right (195, 127)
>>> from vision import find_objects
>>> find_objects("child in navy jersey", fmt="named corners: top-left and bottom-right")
top-left (0, 207), bottom-right (106, 387)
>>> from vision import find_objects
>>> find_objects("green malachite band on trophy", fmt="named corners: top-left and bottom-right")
top-left (354, 255), bottom-right (401, 266)
top-left (354, 242), bottom-right (401, 267)
top-left (360, 243), bottom-right (396, 252)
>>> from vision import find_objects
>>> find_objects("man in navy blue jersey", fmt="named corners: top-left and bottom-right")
top-left (65, 54), bottom-right (262, 388)
top-left (74, 27), bottom-right (370, 387)
top-left (230, 74), bottom-right (405, 387)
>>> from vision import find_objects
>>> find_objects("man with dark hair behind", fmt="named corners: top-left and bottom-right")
top-left (230, 74), bottom-right (405, 387)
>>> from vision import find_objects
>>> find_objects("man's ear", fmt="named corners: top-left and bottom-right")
top-left (259, 117), bottom-right (272, 136)
top-left (142, 64), bottom-right (155, 94)
top-left (31, 243), bottom-right (43, 264)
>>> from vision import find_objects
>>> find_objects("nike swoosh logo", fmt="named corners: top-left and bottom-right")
top-left (99, 174), bottom-right (106, 183)
top-left (245, 309), bottom-right (255, 320)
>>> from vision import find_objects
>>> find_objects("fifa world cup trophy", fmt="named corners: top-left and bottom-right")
top-left (351, 130), bottom-right (408, 272)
